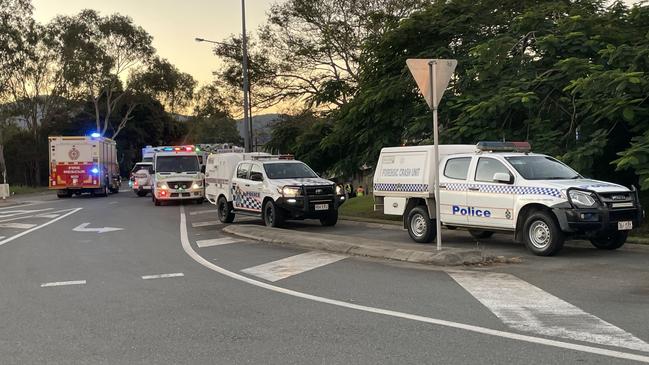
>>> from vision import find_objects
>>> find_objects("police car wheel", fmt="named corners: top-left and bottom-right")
top-left (589, 231), bottom-right (627, 250)
top-left (263, 200), bottom-right (284, 228)
top-left (320, 210), bottom-right (338, 227)
top-left (523, 211), bottom-right (564, 256)
top-left (469, 230), bottom-right (494, 239)
top-left (407, 206), bottom-right (435, 243)
top-left (217, 197), bottom-right (235, 223)
top-left (137, 190), bottom-right (147, 197)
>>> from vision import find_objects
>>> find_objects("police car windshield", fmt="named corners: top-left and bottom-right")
top-left (264, 163), bottom-right (318, 179)
top-left (156, 156), bottom-right (199, 173)
top-left (505, 156), bottom-right (581, 180)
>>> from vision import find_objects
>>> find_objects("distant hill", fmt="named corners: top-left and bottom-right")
top-left (236, 113), bottom-right (286, 147)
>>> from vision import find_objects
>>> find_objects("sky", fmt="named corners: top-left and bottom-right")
top-left (32, 0), bottom-right (276, 87)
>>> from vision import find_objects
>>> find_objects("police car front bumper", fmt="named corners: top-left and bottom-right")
top-left (553, 205), bottom-right (643, 235)
top-left (276, 195), bottom-right (345, 218)
top-left (155, 188), bottom-right (204, 200)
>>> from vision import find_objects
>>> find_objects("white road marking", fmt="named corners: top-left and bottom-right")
top-left (191, 221), bottom-right (221, 228)
top-left (196, 237), bottom-right (243, 247)
top-left (72, 223), bottom-right (124, 233)
top-left (0, 208), bottom-right (82, 247)
top-left (141, 272), bottom-right (184, 280)
top-left (34, 213), bottom-right (60, 219)
top-left (41, 280), bottom-right (86, 287)
top-left (108, 201), bottom-right (118, 205)
top-left (0, 208), bottom-right (53, 220)
top-left (450, 272), bottom-right (649, 352)
top-left (0, 222), bottom-right (37, 229)
top-left (242, 252), bottom-right (347, 282)
top-left (189, 209), bottom-right (215, 216)
top-left (178, 205), bottom-right (649, 363)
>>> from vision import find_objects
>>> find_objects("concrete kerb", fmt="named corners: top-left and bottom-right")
top-left (223, 225), bottom-right (490, 266)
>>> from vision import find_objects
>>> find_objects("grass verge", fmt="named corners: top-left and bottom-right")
top-left (339, 194), bottom-right (400, 221)
top-left (10, 185), bottom-right (50, 195)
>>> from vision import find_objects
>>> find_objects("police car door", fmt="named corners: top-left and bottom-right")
top-left (438, 156), bottom-right (471, 225)
top-left (246, 163), bottom-right (265, 211)
top-left (232, 163), bottom-right (253, 211)
top-left (466, 157), bottom-right (515, 229)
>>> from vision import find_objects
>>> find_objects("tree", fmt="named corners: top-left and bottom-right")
top-left (211, 0), bottom-right (426, 113)
top-left (0, 0), bottom-right (32, 97)
top-left (49, 10), bottom-right (155, 138)
top-left (185, 82), bottom-right (243, 145)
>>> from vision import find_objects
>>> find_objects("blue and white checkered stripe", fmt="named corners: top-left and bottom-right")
top-left (232, 185), bottom-right (262, 211)
top-left (444, 183), bottom-right (561, 198)
top-left (374, 183), bottom-right (429, 193)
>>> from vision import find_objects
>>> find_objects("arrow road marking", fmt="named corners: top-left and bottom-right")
top-left (449, 271), bottom-right (649, 353)
top-left (73, 223), bottom-right (124, 233)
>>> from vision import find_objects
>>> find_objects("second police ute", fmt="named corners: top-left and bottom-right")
top-left (205, 151), bottom-right (345, 227)
top-left (373, 142), bottom-right (643, 256)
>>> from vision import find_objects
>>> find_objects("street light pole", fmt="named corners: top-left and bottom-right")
top-left (241, 0), bottom-right (252, 152)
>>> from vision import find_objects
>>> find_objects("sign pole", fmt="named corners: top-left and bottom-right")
top-left (429, 60), bottom-right (443, 251)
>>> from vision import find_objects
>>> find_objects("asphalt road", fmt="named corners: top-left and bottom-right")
top-left (1, 191), bottom-right (648, 364)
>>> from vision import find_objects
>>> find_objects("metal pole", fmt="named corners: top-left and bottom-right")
top-left (241, 0), bottom-right (251, 152)
top-left (429, 61), bottom-right (442, 251)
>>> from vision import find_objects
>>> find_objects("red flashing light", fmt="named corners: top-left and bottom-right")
top-left (185, 146), bottom-right (193, 152)
top-left (160, 190), bottom-right (167, 196)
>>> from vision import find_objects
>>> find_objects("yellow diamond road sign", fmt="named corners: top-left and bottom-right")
top-left (406, 59), bottom-right (457, 109)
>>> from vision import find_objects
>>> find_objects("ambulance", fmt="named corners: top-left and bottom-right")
top-left (373, 142), bottom-right (643, 256)
top-left (151, 146), bottom-right (204, 206)
top-left (48, 135), bottom-right (121, 197)
top-left (204, 152), bottom-right (345, 227)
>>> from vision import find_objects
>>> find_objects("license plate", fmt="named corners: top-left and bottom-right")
top-left (618, 221), bottom-right (633, 230)
top-left (315, 204), bottom-right (329, 211)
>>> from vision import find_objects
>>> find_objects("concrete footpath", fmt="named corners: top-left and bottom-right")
top-left (223, 225), bottom-right (492, 266)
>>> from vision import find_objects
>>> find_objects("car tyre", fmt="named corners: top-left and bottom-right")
top-left (195, 198), bottom-right (203, 205)
top-left (407, 206), bottom-right (435, 243)
top-left (136, 190), bottom-right (147, 197)
top-left (263, 199), bottom-right (284, 228)
top-left (320, 210), bottom-right (338, 227)
top-left (153, 195), bottom-right (161, 206)
top-left (589, 231), bottom-right (627, 250)
top-left (217, 196), bottom-right (235, 223)
top-left (523, 210), bottom-right (564, 256)
top-left (469, 230), bottom-right (494, 239)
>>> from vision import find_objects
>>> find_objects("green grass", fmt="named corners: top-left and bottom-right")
top-left (9, 185), bottom-right (50, 195)
top-left (339, 194), bottom-right (401, 221)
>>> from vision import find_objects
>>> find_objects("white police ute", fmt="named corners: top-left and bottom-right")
top-left (205, 152), bottom-right (346, 227)
top-left (151, 146), bottom-right (204, 206)
top-left (373, 141), bottom-right (643, 256)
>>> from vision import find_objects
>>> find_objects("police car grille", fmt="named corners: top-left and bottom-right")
top-left (305, 185), bottom-right (334, 196)
top-left (598, 192), bottom-right (635, 209)
top-left (169, 181), bottom-right (192, 189)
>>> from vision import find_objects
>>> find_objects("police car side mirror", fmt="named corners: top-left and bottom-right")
top-left (201, 165), bottom-right (206, 174)
top-left (493, 172), bottom-right (513, 184)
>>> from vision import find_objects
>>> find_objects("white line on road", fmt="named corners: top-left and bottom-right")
top-left (34, 213), bottom-right (60, 219)
top-left (0, 208), bottom-right (53, 220)
top-left (196, 237), bottom-right (243, 248)
top-left (41, 280), bottom-right (86, 287)
top-left (178, 205), bottom-right (649, 364)
top-left (242, 252), bottom-right (347, 282)
top-left (191, 221), bottom-right (221, 228)
top-left (449, 271), bottom-right (649, 352)
top-left (0, 222), bottom-right (37, 229)
top-left (0, 208), bottom-right (82, 247)
top-left (142, 273), bottom-right (184, 280)
top-left (189, 209), bottom-right (215, 216)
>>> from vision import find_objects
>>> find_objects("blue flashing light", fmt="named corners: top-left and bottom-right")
top-left (90, 132), bottom-right (101, 138)
top-left (163, 147), bottom-right (173, 151)
top-left (91, 167), bottom-right (99, 174)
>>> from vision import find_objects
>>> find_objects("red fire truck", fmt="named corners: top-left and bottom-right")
top-left (48, 135), bottom-right (121, 198)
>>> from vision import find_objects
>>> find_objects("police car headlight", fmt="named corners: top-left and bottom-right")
top-left (568, 190), bottom-right (597, 208)
top-left (281, 186), bottom-right (301, 197)
top-left (157, 182), bottom-right (168, 189)
top-left (192, 180), bottom-right (203, 189)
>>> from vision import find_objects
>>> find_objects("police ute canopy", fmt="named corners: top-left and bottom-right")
top-left (373, 141), bottom-right (643, 256)
top-left (205, 152), bottom-right (345, 227)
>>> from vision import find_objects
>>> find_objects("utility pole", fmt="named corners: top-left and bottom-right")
top-left (241, 0), bottom-right (252, 152)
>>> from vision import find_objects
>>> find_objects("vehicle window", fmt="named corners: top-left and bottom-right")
top-left (264, 162), bottom-right (318, 179)
top-left (475, 158), bottom-right (511, 182)
top-left (250, 164), bottom-right (264, 181)
top-left (505, 156), bottom-right (580, 180)
top-left (444, 157), bottom-right (471, 180)
top-left (237, 163), bottom-right (251, 179)
top-left (132, 164), bottom-right (152, 174)
top-left (155, 156), bottom-right (200, 173)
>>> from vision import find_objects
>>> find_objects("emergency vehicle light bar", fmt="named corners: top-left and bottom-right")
top-left (476, 141), bottom-right (531, 152)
